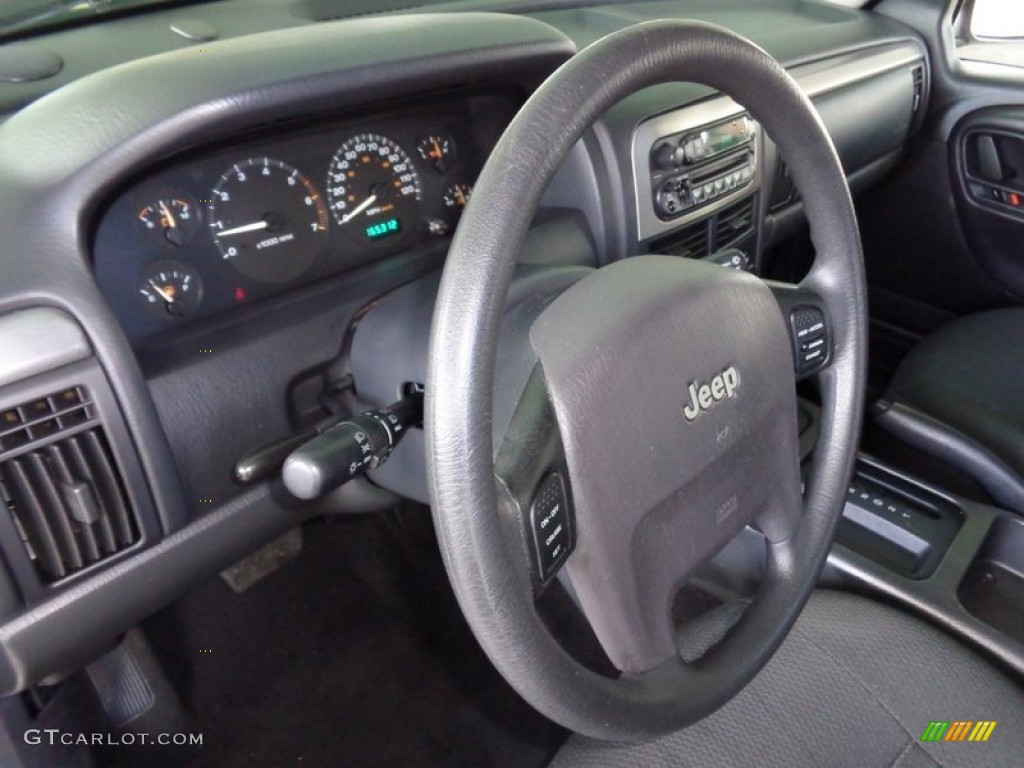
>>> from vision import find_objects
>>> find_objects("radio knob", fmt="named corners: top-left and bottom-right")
top-left (656, 181), bottom-right (681, 216)
top-left (653, 142), bottom-right (682, 170)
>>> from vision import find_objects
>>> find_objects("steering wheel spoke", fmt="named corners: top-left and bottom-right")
top-left (752, 460), bottom-right (804, 544)
top-left (494, 367), bottom-right (577, 592)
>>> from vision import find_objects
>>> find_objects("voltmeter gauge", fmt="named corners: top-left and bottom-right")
top-left (137, 260), bottom-right (203, 318)
top-left (137, 195), bottom-right (200, 247)
top-left (442, 181), bottom-right (473, 217)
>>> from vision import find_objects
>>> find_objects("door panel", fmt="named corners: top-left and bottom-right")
top-left (951, 107), bottom-right (1024, 296)
top-left (859, 0), bottom-right (1024, 380)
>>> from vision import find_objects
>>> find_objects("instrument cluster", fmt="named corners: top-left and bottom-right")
top-left (93, 92), bottom-right (519, 341)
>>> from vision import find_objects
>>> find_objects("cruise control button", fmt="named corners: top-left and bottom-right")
top-left (529, 471), bottom-right (574, 582)
top-left (789, 306), bottom-right (830, 376)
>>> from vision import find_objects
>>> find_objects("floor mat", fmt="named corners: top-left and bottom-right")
top-left (117, 508), bottom-right (566, 768)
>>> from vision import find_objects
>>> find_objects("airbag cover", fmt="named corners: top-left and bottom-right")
top-left (529, 255), bottom-right (799, 671)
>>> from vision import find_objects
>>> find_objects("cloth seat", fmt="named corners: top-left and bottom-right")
top-left (874, 308), bottom-right (1024, 512)
top-left (551, 590), bottom-right (1024, 768)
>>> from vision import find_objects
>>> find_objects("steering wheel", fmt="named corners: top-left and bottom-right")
top-left (426, 20), bottom-right (866, 741)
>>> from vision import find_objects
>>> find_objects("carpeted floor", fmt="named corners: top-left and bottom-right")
top-left (108, 508), bottom-right (566, 768)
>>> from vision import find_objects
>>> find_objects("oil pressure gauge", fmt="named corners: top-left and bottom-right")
top-left (137, 259), bottom-right (203, 318)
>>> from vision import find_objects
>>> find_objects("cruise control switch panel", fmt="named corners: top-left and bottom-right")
top-left (529, 471), bottom-right (574, 583)
top-left (789, 305), bottom-right (830, 377)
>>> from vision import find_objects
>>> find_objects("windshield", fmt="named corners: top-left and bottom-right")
top-left (0, 0), bottom-right (870, 41)
top-left (0, 0), bottom-right (185, 37)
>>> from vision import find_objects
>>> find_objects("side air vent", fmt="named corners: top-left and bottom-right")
top-left (910, 65), bottom-right (925, 134)
top-left (714, 198), bottom-right (756, 247)
top-left (769, 160), bottom-right (797, 212)
top-left (649, 221), bottom-right (710, 260)
top-left (0, 387), bottom-right (139, 585)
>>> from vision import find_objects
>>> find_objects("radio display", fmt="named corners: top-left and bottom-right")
top-left (704, 118), bottom-right (752, 155)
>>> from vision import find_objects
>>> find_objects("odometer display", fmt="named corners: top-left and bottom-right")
top-left (366, 218), bottom-right (401, 240)
top-left (208, 158), bottom-right (327, 284)
top-left (326, 134), bottom-right (421, 242)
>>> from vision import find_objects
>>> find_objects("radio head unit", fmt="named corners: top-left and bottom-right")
top-left (650, 114), bottom-right (756, 219)
top-left (632, 99), bottom-right (763, 243)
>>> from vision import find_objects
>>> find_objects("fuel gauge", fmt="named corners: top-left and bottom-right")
top-left (137, 260), bottom-right (203, 318)
top-left (138, 195), bottom-right (200, 247)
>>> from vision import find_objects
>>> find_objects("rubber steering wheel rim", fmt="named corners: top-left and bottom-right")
top-left (427, 20), bottom-right (867, 741)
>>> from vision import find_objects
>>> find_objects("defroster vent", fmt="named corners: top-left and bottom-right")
top-left (0, 387), bottom-right (139, 585)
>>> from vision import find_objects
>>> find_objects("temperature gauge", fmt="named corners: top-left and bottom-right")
top-left (137, 260), bottom-right (203, 318)
top-left (137, 195), bottom-right (200, 247)
top-left (417, 134), bottom-right (455, 174)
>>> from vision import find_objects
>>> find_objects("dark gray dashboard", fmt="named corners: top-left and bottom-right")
top-left (0, 1), bottom-right (926, 694)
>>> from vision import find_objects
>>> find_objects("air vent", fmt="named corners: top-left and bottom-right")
top-left (910, 65), bottom-right (925, 134)
top-left (769, 160), bottom-right (797, 212)
top-left (911, 65), bottom-right (924, 113)
top-left (714, 198), bottom-right (756, 247)
top-left (0, 387), bottom-right (139, 585)
top-left (650, 221), bottom-right (710, 260)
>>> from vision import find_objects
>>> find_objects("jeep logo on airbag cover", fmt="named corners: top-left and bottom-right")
top-left (682, 366), bottom-right (740, 421)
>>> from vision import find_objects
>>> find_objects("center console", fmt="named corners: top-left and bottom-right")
top-left (823, 455), bottom-right (1024, 677)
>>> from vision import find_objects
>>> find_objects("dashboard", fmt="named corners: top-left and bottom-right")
top-left (94, 91), bottom-right (519, 341)
top-left (0, 1), bottom-right (930, 696)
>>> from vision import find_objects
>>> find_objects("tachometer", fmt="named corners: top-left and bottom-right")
top-left (208, 158), bottom-right (327, 284)
top-left (326, 134), bottom-right (421, 242)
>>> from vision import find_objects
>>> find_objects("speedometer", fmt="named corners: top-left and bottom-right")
top-left (208, 158), bottom-right (327, 284)
top-left (326, 134), bottom-right (421, 242)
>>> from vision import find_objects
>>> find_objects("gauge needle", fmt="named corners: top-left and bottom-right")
top-left (340, 194), bottom-right (377, 225)
top-left (215, 220), bottom-right (270, 237)
top-left (151, 284), bottom-right (176, 303)
top-left (159, 200), bottom-right (177, 229)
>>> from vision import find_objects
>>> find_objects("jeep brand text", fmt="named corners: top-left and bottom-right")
top-left (683, 366), bottom-right (740, 421)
